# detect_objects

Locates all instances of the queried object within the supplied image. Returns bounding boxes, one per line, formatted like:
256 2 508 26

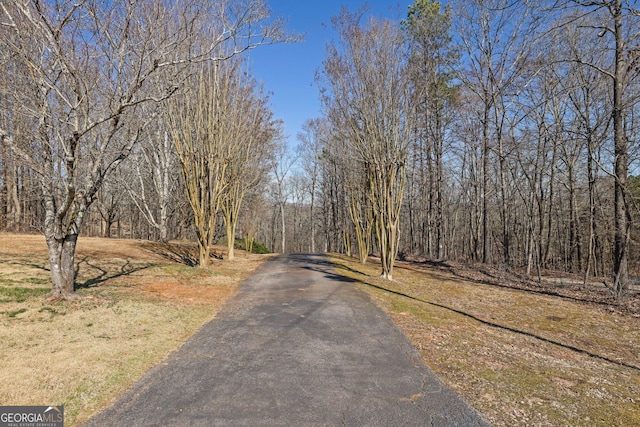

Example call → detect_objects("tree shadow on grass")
74 257 154 290
10 257 154 291
297 253 364 277
9 259 50 273
323 254 640 372
360 278 640 373
140 242 199 266
139 241 224 266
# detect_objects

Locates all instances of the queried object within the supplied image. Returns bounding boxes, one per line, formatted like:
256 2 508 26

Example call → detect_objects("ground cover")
4 232 637 426
328 254 640 427
0 233 269 426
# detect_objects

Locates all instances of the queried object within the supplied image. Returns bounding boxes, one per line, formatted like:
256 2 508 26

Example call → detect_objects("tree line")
0 0 292 299
286 0 640 300
1 0 639 301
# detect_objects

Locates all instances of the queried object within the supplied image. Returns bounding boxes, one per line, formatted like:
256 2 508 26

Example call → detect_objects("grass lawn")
328 253 640 427
3 232 637 426
0 233 270 426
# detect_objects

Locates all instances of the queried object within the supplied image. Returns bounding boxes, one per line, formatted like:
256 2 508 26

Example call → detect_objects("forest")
1 0 639 301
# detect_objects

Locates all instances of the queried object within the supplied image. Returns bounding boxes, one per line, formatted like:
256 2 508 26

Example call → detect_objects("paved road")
84 254 490 426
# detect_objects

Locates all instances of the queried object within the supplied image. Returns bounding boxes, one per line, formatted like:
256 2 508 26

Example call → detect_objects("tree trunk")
370 161 404 280
9 164 21 231
223 200 238 260
568 162 582 272
226 222 236 260
158 131 172 243
435 133 444 260
482 99 491 264
498 126 509 266
584 131 597 284
280 201 286 254
348 188 372 264
244 232 255 254
45 234 79 299
310 179 316 253
196 225 213 268
159 207 169 243
612 0 629 299
343 229 352 258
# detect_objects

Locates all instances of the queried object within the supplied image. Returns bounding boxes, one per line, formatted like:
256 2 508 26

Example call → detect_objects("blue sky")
248 1 408 149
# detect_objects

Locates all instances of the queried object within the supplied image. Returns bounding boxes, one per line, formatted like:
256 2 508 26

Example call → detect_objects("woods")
309 0 640 298
0 0 289 297
1 0 640 300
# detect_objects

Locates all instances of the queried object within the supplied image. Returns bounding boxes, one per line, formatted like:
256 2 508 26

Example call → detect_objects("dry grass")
4 232 637 426
0 233 270 426
328 254 640 427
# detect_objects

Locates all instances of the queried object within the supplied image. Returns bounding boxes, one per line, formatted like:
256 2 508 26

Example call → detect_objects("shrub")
234 238 270 254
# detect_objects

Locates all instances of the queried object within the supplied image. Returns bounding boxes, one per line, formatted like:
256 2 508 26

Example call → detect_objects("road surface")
84 253 490 426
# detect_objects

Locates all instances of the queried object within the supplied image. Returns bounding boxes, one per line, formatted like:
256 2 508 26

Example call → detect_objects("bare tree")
560 16 613 283
345 148 374 265
297 118 328 253
220 72 280 260
568 0 640 298
321 8 415 280
166 60 237 266
239 188 267 253
270 147 297 254
95 174 124 238
122 97 181 243
0 0 290 298
313 131 352 254
453 0 544 265
322 127 372 263
512 55 565 278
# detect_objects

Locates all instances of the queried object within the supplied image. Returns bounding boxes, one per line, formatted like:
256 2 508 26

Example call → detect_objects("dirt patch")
138 281 228 304
330 254 640 427
0 233 270 426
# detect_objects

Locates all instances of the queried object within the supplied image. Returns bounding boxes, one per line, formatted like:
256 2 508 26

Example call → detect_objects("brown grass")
0 233 270 426
328 254 640 427
4 233 637 426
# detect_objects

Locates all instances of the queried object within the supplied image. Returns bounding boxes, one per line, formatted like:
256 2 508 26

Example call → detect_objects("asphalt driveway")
84 253 490 426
